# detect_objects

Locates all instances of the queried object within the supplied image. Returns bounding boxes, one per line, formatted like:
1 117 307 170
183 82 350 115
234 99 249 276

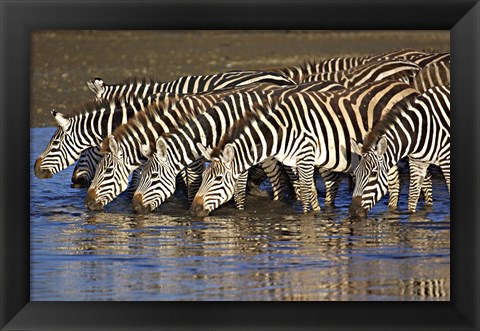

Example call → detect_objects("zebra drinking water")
83 83 286 210
190 80 419 216
34 92 188 182
131 80 346 214
349 85 450 217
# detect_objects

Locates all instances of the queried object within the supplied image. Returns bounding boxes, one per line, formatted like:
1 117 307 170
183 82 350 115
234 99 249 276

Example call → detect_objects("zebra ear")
155 137 168 161
222 144 235 164
196 143 213 160
350 138 363 156
140 143 152 158
375 136 387 156
87 77 105 98
51 110 70 129
108 135 120 156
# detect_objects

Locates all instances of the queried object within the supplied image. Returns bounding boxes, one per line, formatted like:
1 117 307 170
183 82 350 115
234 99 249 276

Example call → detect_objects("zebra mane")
68 99 113 118
360 93 418 153
100 95 190 153
211 100 276 158
267 58 323 82
105 76 163 86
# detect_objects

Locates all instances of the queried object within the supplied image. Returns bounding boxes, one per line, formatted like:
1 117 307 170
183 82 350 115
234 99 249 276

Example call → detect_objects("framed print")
1 0 479 330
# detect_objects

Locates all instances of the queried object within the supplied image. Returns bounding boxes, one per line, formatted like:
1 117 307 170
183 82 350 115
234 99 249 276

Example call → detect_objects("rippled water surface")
31 127 450 301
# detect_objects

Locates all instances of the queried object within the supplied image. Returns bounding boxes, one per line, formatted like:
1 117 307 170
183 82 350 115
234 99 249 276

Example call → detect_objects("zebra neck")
383 110 421 168
71 106 123 146
117 139 145 171
165 133 198 171
231 139 270 180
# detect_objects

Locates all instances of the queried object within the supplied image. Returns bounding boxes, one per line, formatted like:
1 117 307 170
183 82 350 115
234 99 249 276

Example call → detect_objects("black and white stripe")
34 92 188 183
270 48 430 83
303 59 420 87
349 85 450 217
191 80 420 215
413 61 450 93
83 84 284 210
75 71 293 179
131 80 346 213
88 71 296 101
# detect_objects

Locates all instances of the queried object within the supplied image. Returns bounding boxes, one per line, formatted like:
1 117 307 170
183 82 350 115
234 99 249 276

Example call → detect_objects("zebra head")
85 135 131 211
191 144 237 217
70 147 102 188
349 136 389 218
34 110 79 179
132 137 177 214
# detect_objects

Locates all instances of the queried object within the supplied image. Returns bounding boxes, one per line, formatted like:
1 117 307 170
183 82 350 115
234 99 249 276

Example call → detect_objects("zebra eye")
51 140 62 148
215 175 224 181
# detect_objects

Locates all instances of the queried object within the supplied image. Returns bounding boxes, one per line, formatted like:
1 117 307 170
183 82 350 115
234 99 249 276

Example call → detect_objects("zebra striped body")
413 61 450 93
84 84 286 210
131 81 346 213
303 59 420 87
71 71 295 185
88 71 295 102
191 80 419 215
349 85 450 217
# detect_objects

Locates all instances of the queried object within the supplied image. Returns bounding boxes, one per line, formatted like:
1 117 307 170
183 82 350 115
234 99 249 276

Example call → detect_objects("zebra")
401 60 450 203
349 85 450 218
190 80 420 216
131 80 347 214
302 59 420 87
269 49 430 83
83 83 287 211
69 71 295 185
413 61 450 93
34 92 189 181
87 71 296 102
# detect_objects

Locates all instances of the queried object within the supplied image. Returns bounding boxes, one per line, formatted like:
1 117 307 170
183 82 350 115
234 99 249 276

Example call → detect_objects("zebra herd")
34 48 450 218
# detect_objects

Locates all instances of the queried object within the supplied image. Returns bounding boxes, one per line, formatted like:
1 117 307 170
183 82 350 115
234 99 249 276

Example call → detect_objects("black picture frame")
1 0 479 330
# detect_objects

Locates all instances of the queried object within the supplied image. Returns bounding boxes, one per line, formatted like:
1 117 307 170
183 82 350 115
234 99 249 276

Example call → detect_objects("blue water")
31 127 450 301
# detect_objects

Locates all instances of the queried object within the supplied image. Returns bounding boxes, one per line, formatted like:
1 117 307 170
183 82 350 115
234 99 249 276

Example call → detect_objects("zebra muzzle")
132 193 151 214
71 172 91 188
85 188 104 211
34 157 53 179
191 196 209 217
349 196 367 219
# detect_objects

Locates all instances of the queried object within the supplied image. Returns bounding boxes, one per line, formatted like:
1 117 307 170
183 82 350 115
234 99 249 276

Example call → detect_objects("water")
31 127 450 301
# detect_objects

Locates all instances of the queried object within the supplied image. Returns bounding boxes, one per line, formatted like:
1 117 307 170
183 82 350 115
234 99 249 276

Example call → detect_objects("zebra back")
410 52 450 68
88 70 295 102
413 61 450 92
303 59 420 87
269 49 430 83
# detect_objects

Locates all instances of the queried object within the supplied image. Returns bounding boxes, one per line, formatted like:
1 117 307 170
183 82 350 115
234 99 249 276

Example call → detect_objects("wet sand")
30 30 449 127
